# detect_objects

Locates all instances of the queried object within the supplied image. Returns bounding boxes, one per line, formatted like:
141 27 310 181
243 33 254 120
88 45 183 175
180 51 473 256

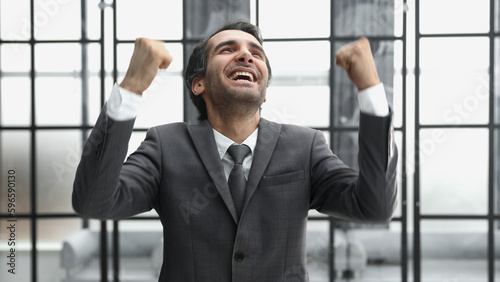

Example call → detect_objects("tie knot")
227 144 251 165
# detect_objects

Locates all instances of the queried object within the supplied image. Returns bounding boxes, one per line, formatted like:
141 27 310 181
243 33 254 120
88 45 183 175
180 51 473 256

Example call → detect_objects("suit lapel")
243 118 281 213
187 120 239 224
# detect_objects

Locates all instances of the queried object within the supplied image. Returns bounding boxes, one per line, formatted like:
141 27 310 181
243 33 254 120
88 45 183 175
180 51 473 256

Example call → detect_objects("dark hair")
184 20 272 121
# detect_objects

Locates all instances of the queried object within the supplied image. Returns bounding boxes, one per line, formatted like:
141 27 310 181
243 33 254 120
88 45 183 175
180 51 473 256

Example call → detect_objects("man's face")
195 30 269 117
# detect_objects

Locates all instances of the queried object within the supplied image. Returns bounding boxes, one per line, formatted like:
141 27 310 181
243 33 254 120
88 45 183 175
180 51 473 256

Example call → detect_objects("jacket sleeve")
72 105 161 219
309 111 398 223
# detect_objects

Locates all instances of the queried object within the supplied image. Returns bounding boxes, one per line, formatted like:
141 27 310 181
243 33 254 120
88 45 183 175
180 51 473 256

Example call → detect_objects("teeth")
229 71 254 82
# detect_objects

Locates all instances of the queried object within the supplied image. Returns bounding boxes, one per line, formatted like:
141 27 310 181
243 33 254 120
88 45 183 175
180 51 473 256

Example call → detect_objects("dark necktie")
227 144 251 218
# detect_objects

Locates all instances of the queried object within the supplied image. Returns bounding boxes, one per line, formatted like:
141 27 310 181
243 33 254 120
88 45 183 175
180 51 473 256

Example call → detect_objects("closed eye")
220 47 233 53
252 52 264 59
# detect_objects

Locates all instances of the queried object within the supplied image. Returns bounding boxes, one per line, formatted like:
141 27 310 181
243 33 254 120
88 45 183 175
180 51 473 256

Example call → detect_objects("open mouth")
228 71 255 82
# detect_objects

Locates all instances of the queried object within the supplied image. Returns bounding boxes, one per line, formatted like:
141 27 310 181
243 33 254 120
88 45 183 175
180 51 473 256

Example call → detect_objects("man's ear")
191 77 205 96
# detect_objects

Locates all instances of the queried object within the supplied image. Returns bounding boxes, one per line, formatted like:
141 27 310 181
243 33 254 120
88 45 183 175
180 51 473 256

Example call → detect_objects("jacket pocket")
261 170 305 187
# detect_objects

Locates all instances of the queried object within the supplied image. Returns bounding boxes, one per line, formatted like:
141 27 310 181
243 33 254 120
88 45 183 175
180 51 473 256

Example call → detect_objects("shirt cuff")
357 83 390 116
106 83 143 121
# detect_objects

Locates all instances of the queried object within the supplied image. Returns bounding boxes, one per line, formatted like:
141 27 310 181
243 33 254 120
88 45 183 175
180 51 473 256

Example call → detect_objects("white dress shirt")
213 128 258 181
106 82 390 180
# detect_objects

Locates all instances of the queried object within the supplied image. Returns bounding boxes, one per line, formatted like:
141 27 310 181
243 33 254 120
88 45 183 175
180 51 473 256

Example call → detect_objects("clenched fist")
120 38 173 95
335 37 380 91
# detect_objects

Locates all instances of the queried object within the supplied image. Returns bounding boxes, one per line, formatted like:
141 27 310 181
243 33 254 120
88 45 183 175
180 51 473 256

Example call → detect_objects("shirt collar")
213 127 259 160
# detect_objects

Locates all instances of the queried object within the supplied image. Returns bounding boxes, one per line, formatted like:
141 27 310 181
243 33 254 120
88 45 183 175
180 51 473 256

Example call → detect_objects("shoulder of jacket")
260 118 317 139
153 122 190 132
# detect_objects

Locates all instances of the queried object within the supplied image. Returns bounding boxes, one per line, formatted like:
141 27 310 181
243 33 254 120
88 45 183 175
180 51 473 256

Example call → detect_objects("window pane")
260 41 330 127
116 0 183 40
334 40 395 127
420 73 490 125
86 76 103 126
35 77 82 125
262 86 330 128
259 0 330 39
117 43 134 73
334 0 398 37
496 38 500 124
420 37 489 73
36 130 82 213
264 41 330 74
0 219 32 243
86 0 102 40
87 43 102 74
34 45 83 126
497 0 500 32
1 131 31 213
333 131 359 169
496 221 500 275
184 0 251 39
35 43 82 73
306 220 330 280
117 43 184 128
61 220 162 281
420 129 488 215
132 76 185 128
116 220 162 280
394 131 403 219
420 37 489 125
308 221 404 280
127 131 147 159
1 44 31 72
33 0 81 40
1 78 31 126
393 40 404 128
332 64 357 128
38 219 82 244
117 43 184 73
420 0 490 34
421 220 488 281
496 129 500 215
349 222 403 280
38 219 82 282
0 0 30 41
85 43 104 126
0 219 31 282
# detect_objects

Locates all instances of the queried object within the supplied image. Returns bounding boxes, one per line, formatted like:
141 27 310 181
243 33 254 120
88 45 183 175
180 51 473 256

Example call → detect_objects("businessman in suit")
73 21 397 281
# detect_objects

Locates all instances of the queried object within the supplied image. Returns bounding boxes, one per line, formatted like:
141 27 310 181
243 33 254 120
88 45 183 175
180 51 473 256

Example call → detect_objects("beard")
204 73 267 118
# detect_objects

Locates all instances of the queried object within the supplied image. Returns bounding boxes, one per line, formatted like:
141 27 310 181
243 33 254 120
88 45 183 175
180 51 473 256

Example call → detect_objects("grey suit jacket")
73 106 398 282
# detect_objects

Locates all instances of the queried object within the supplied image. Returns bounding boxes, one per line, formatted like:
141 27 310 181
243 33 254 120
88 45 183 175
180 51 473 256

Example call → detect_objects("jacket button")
234 251 245 262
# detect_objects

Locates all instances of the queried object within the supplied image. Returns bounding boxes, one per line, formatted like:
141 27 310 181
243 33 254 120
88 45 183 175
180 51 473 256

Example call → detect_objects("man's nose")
236 49 253 64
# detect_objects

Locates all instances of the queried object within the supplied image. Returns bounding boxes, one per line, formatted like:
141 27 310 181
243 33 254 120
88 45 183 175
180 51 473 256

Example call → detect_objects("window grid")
413 0 500 281
112 1 407 282
5 0 500 281
0 1 407 281
0 0 408 281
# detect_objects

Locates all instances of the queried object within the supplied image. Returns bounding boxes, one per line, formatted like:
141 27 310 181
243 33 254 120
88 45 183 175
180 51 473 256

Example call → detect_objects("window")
414 0 500 281
1 1 498 282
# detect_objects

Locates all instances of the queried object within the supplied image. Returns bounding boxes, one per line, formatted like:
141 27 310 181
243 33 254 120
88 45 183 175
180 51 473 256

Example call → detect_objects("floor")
308 260 500 282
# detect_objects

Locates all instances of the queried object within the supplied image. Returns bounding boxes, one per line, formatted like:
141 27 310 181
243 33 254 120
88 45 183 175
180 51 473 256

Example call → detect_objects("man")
73 21 397 281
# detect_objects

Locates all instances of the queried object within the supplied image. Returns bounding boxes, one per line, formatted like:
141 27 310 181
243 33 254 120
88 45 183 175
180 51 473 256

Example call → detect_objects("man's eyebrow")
213 40 236 53
212 40 266 55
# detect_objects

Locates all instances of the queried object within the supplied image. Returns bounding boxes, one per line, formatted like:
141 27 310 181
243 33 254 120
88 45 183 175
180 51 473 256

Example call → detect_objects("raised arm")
72 38 173 219
310 37 397 222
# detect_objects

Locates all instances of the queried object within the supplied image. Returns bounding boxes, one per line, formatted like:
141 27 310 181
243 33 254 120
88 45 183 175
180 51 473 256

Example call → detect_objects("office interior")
0 0 500 281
